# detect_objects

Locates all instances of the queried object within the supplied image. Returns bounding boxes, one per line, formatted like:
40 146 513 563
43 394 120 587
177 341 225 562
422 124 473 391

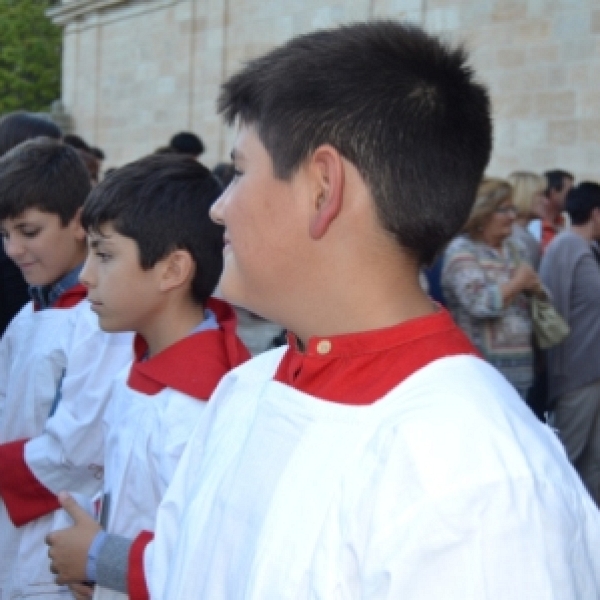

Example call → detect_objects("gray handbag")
529 295 570 349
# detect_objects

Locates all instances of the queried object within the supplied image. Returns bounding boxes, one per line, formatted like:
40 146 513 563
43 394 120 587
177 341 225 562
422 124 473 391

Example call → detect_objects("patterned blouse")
442 235 533 397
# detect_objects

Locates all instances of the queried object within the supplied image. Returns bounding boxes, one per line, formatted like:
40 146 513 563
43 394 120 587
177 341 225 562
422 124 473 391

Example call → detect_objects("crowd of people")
431 169 600 507
0 19 599 600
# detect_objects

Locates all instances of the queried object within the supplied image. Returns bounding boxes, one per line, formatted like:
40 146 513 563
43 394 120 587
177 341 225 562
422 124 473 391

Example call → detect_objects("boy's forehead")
1 207 53 227
87 222 118 241
231 124 263 160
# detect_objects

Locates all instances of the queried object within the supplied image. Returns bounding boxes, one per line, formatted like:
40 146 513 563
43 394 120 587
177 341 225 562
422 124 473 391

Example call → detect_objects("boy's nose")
78 257 95 289
209 194 225 225
3 236 25 260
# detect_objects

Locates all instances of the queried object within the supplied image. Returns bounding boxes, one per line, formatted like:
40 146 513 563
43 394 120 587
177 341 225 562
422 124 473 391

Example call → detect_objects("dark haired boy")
0 139 133 599
51 154 249 599
0 112 63 334
49 22 600 598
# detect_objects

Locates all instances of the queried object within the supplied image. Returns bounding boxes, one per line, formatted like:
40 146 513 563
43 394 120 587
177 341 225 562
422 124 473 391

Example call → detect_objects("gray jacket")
540 231 600 401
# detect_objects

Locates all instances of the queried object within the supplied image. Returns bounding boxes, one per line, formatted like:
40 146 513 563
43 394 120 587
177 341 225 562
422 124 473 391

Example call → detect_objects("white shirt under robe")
0 296 133 599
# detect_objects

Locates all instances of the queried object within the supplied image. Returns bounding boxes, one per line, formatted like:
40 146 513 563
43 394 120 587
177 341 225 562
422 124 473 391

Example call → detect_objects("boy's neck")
30 263 84 310
289 271 435 349
140 297 207 358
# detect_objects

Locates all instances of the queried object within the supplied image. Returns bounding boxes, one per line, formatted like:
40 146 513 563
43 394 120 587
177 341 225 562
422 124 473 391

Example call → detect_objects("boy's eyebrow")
10 219 38 229
89 236 113 249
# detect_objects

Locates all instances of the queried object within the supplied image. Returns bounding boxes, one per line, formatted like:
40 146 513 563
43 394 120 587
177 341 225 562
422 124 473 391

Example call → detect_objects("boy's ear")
308 145 344 240
70 207 87 242
159 249 195 293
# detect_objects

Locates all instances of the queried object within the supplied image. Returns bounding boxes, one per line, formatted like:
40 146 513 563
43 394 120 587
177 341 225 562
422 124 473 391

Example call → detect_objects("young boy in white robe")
52 154 249 600
48 21 600 599
0 139 133 599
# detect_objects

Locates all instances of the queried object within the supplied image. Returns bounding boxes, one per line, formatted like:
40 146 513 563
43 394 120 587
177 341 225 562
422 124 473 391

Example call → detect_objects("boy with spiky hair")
0 139 133 599
49 21 600 598
50 154 249 600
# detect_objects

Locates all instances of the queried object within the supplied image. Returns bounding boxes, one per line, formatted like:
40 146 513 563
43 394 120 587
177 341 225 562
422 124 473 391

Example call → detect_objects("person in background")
169 131 204 158
508 171 547 270
90 147 105 163
442 178 545 398
63 134 91 152
0 112 63 336
540 182 600 507
508 171 551 421
538 169 574 251
212 162 236 189
76 149 99 186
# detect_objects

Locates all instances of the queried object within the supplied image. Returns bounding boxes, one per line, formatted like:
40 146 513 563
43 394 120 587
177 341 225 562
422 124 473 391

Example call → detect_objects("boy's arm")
47 493 151 600
0 438 61 523
0 315 132 526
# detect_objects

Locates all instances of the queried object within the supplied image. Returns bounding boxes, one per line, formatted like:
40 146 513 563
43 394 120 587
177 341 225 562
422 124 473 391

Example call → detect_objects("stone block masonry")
48 0 600 181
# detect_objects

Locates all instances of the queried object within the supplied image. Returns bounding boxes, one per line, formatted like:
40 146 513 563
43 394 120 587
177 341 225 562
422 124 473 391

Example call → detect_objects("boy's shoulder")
125 299 252 402
2 295 87 346
220 344 287 385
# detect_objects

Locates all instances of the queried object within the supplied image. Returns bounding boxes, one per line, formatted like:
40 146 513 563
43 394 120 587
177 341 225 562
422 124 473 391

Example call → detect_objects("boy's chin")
23 275 55 288
95 316 121 333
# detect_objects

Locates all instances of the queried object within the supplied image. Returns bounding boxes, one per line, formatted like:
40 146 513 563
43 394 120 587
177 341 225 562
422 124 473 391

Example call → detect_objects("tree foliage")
0 0 61 114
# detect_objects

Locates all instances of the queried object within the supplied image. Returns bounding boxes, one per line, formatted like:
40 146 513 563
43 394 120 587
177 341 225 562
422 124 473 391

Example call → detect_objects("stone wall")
49 0 600 181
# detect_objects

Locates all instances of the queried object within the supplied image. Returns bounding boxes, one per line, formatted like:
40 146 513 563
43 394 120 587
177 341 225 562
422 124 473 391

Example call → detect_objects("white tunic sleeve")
24 302 133 497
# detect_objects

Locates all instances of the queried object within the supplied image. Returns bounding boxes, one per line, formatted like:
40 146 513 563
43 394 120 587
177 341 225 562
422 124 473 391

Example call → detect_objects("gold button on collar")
316 340 332 355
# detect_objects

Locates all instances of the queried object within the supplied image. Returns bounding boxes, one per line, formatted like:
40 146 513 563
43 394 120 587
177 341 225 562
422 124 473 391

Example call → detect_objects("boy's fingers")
69 582 94 599
58 492 93 525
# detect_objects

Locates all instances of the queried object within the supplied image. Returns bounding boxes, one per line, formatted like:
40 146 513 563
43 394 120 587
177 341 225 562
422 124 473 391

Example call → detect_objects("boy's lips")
17 261 36 270
88 299 103 309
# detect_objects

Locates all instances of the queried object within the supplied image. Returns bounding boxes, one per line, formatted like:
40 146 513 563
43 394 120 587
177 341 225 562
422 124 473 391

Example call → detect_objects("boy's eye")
233 168 243 178
22 229 40 238
95 252 111 262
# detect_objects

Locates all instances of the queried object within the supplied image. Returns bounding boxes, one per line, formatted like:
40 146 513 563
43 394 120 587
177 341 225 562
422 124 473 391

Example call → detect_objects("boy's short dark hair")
544 169 574 194
169 132 205 157
218 21 492 264
565 182 600 226
82 154 223 304
0 138 91 225
0 111 62 157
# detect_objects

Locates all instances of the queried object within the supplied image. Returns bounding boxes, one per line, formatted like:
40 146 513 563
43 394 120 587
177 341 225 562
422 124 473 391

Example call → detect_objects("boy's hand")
69 582 95 599
45 492 101 584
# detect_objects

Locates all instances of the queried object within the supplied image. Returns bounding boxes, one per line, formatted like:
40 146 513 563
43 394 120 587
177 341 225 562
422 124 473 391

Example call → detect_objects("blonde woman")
442 178 545 397
508 171 547 269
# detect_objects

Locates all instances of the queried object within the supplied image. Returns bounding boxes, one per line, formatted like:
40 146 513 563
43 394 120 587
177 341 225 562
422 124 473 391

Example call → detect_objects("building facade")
49 0 600 180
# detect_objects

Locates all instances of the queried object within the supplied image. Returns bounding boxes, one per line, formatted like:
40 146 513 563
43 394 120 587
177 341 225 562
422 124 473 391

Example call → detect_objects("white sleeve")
25 304 133 496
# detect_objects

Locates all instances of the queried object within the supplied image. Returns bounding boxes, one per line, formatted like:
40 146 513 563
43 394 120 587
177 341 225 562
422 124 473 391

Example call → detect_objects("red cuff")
128 531 154 600
0 439 60 526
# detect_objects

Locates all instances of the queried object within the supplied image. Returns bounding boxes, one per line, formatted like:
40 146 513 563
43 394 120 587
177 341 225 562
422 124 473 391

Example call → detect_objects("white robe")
145 348 600 599
0 300 133 599
94 369 208 600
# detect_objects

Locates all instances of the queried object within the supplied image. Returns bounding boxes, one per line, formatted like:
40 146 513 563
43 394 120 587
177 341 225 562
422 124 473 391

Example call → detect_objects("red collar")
274 308 478 405
33 283 87 311
127 298 250 397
